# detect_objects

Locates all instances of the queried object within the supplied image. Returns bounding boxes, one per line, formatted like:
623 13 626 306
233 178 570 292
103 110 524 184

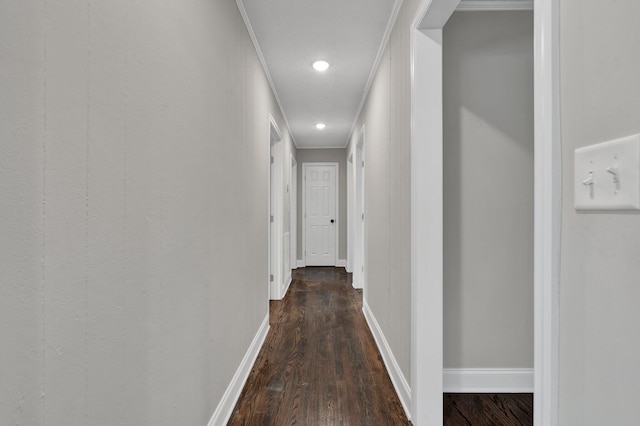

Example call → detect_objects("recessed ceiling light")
312 60 330 72
315 123 327 130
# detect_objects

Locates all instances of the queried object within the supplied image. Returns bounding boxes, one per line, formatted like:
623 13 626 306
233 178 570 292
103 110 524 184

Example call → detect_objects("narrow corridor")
228 267 410 425
227 267 534 425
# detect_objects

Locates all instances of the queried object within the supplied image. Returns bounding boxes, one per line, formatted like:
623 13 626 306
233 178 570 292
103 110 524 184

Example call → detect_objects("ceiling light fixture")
312 60 330 72
315 123 327 130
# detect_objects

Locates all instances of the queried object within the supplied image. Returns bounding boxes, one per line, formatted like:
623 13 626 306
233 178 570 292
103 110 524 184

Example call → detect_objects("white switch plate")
574 134 640 211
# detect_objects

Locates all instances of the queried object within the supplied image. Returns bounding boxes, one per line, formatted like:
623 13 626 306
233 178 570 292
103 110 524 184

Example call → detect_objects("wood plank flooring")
444 393 533 426
228 267 533 426
228 267 410 425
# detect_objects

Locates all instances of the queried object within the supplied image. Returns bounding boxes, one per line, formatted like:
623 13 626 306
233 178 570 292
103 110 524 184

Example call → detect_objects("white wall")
442 11 534 369
559 0 640 423
346 0 422 386
296 148 348 262
0 1 293 424
0 3 44 425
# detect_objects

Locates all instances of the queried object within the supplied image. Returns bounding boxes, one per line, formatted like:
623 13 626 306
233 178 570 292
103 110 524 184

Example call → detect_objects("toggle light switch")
574 134 640 211
582 171 595 199
606 165 621 194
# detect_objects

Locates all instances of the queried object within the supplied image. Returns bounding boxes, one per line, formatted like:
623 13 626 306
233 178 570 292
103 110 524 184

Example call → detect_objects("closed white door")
305 164 337 266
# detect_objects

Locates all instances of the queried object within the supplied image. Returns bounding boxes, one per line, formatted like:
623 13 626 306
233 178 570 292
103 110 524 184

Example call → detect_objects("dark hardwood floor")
444 393 533 426
228 267 533 426
228 267 410 425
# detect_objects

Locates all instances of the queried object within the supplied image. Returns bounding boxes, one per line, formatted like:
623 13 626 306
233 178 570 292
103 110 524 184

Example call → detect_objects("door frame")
290 155 298 274
269 115 284 300
347 127 366 289
301 162 339 267
409 0 560 424
354 128 366 290
347 153 354 273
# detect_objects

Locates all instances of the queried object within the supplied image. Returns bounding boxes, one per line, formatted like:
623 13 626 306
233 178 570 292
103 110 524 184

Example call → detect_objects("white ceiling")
240 0 399 149
238 0 533 149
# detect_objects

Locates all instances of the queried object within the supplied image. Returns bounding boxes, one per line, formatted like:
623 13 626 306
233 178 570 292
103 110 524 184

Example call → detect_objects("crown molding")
236 1 298 148
345 0 404 148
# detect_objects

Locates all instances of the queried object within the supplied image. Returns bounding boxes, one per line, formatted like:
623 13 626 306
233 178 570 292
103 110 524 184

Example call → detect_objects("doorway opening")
442 4 534 397
410 0 560 424
347 127 366 290
347 153 354 274
353 129 366 291
269 115 284 300
290 156 298 274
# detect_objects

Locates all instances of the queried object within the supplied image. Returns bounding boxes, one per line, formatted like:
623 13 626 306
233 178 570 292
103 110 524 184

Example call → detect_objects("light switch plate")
574 134 640 211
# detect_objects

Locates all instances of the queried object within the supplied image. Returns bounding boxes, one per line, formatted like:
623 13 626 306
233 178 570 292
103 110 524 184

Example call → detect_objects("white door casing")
354 130 365 291
303 163 338 266
290 156 298 272
347 128 366 290
347 154 354 274
269 115 284 300
410 0 560 425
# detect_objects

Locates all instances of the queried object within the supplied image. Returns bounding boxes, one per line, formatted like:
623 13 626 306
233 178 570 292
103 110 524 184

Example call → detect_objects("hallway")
228 268 534 425
228 267 410 425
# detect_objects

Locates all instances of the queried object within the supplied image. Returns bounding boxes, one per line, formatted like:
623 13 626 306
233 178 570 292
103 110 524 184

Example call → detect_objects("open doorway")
347 153 354 274
354 130 365 290
269 115 284 300
410 0 560 424
442 4 534 396
346 126 366 290
290 155 297 275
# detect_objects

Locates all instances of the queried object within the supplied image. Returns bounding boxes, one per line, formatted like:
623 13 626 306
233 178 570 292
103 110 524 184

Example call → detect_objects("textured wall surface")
296 148 347 261
559 0 640 423
346 0 422 385
443 11 534 369
0 2 44 425
0 1 292 424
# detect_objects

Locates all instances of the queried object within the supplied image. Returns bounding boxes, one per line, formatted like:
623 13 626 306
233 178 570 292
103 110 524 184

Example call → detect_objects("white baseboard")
207 314 269 426
282 274 292 298
295 260 348 268
270 275 292 301
352 277 363 290
443 368 534 393
362 300 412 420
351 272 363 290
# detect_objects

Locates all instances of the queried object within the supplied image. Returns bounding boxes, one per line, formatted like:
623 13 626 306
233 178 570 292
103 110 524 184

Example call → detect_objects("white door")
305 164 337 266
